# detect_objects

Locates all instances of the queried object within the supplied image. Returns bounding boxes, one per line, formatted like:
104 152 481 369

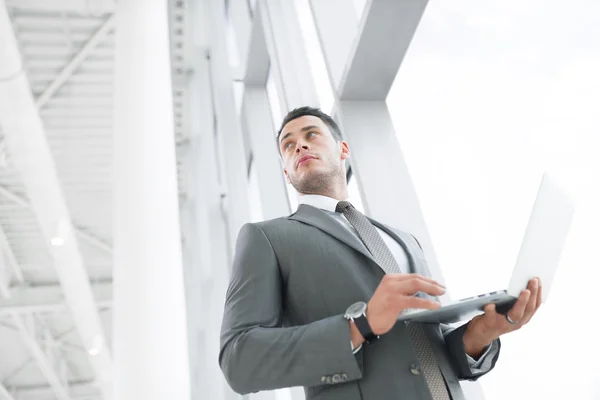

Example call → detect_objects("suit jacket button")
341 373 348 382
321 376 327 383
326 376 332 384
332 374 341 383
410 364 421 375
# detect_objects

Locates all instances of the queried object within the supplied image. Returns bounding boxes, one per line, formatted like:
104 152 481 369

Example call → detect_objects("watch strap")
353 314 379 344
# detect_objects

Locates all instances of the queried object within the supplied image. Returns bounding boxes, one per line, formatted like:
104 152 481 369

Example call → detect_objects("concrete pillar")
113 1 191 399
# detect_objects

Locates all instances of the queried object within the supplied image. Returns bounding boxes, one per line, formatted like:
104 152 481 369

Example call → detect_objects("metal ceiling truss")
0 185 112 255
0 219 73 399
0 4 112 400
36 14 116 110
0 281 112 316
0 383 16 400
10 312 73 400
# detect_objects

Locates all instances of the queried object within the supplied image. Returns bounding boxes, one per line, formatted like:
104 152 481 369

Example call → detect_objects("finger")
535 278 543 310
403 296 441 310
507 290 531 324
388 273 446 288
521 281 539 324
396 277 446 297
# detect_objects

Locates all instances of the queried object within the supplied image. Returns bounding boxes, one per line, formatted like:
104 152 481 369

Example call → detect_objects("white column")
202 0 251 258
113 1 190 400
241 87 290 219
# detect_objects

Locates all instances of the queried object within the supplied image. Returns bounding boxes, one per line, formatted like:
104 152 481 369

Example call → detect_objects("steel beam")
10 313 72 400
0 185 112 255
0 222 25 285
203 0 251 258
0 282 112 315
242 8 269 86
338 0 428 100
0 383 16 400
241 87 289 219
36 14 116 109
4 0 115 13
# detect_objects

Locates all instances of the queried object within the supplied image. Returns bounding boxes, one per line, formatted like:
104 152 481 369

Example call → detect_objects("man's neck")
300 187 348 201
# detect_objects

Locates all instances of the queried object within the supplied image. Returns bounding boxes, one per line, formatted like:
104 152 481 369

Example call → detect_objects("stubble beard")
289 162 344 196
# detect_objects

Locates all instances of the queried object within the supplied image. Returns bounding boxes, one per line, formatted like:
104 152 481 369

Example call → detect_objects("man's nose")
296 143 309 153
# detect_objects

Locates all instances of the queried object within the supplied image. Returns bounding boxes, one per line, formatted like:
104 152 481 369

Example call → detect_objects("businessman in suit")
219 106 543 400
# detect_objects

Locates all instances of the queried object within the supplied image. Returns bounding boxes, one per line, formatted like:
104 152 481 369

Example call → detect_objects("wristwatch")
344 301 379 344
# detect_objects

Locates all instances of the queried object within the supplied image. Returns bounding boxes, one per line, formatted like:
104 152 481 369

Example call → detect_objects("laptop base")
397 291 517 324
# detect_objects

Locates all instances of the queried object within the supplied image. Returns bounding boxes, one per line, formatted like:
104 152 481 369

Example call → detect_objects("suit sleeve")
409 233 501 380
219 223 364 394
442 324 500 380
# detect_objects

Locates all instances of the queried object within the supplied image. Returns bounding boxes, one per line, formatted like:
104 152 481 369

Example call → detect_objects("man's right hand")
351 274 445 347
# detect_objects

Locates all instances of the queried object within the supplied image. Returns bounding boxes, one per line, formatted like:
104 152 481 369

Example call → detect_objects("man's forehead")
281 115 327 137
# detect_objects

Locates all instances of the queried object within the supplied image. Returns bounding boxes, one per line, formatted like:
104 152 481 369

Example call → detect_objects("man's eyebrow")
279 125 320 145
301 125 319 132
280 131 293 144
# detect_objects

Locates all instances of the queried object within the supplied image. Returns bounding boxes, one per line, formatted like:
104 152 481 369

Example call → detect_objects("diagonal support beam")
0 5 112 400
0 185 112 255
0 221 25 285
338 0 429 100
36 13 116 109
0 383 16 400
0 282 112 315
10 313 72 400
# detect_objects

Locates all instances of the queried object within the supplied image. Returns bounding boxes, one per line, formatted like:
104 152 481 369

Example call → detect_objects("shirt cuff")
351 340 362 354
466 339 499 373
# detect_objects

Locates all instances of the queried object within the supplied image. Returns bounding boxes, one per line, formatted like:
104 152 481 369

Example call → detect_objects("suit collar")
289 204 376 263
289 204 417 273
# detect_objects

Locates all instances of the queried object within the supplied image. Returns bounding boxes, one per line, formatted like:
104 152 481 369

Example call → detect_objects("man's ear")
340 141 350 160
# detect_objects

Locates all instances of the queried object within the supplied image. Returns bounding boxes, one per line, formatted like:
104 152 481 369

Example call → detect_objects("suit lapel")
289 204 377 264
369 219 418 274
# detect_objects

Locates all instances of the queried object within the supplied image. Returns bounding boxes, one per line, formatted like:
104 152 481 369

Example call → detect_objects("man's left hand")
463 278 542 358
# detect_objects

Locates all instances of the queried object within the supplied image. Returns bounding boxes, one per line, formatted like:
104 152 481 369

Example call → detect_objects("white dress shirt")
298 194 496 372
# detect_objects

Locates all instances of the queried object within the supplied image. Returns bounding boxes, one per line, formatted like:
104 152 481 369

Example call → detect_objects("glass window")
387 1 600 399
225 16 240 70
347 171 365 213
232 81 244 117
293 0 334 112
266 68 283 131
352 0 367 20
247 158 264 223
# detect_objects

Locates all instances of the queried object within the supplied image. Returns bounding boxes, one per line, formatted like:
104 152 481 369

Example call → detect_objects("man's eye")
284 142 293 150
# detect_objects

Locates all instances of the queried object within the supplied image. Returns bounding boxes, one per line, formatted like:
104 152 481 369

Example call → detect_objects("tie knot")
335 200 354 213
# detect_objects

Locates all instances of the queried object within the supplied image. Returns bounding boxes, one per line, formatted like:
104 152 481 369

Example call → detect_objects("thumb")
482 303 497 324
484 303 496 314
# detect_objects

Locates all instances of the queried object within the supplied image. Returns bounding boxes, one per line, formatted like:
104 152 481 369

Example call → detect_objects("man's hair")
277 106 343 144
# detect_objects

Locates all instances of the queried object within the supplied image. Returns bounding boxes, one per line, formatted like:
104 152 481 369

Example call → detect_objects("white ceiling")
0 0 189 399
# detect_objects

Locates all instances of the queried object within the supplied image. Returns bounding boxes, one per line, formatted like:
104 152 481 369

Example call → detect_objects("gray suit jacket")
219 204 500 400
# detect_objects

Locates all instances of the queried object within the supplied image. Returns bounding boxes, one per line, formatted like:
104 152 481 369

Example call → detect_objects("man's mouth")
297 155 316 168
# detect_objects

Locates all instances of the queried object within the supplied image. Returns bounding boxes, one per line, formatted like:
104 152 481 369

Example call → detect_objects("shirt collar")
298 194 351 213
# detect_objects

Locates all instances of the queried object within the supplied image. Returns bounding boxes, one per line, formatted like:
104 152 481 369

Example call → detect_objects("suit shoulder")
253 214 296 232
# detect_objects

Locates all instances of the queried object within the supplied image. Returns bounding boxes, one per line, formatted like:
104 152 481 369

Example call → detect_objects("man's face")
279 115 350 195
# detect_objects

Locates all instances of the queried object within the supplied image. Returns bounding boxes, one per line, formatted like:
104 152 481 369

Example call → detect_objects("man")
219 107 542 400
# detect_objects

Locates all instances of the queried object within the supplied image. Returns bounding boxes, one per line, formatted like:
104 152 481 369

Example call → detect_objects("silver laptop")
398 172 575 324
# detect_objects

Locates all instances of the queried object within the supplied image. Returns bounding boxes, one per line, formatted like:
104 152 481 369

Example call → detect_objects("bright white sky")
264 1 600 399
388 1 600 399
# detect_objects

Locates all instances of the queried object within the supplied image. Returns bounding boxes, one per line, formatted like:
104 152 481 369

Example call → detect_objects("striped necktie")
336 201 451 400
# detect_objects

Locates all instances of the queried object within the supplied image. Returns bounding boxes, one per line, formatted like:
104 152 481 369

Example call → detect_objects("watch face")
346 301 367 318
